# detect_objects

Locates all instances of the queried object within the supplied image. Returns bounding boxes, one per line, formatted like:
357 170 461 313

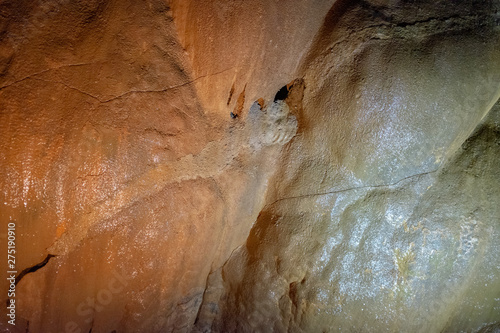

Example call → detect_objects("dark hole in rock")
274 84 289 101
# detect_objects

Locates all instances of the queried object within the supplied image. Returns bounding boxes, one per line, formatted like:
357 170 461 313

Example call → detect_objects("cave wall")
0 0 499 332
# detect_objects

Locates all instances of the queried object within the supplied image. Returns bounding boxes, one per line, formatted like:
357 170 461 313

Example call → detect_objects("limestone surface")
0 0 499 332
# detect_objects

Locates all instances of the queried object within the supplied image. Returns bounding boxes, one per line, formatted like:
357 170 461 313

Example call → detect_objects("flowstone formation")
248 100 298 148
1 0 500 332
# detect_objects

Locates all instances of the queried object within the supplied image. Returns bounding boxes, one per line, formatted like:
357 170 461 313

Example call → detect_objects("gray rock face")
248 100 298 147
214 102 500 332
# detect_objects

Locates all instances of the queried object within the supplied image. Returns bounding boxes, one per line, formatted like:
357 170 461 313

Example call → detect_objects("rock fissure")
268 168 440 207
12 254 57 288
97 67 236 103
326 14 493 56
0 62 101 92
2 66 235 104
193 270 212 327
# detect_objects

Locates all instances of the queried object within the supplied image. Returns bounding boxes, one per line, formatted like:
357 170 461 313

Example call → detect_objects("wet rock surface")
0 0 499 332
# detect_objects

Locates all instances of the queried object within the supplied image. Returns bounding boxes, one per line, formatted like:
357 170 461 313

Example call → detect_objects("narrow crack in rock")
268 168 440 207
14 254 57 286
5 254 57 308
17 67 234 104
0 62 100 92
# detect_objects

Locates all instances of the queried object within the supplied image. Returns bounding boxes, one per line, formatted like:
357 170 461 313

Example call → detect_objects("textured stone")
0 0 499 332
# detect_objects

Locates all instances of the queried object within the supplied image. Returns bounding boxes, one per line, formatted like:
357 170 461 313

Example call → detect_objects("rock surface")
0 0 499 332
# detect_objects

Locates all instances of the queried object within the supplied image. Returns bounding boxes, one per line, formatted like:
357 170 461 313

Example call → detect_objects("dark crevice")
392 14 462 28
359 0 492 28
15 254 57 285
193 271 210 327
144 127 178 137
227 82 235 105
274 84 289 101
231 85 246 117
